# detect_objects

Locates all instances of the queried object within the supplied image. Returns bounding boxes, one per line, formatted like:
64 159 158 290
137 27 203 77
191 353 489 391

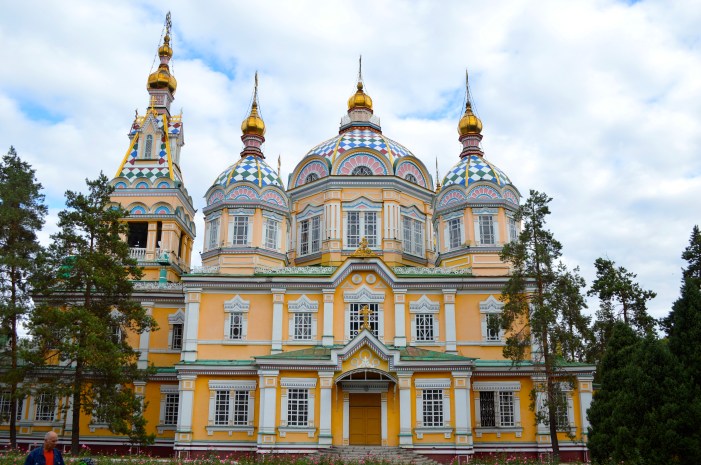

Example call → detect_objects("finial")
458 68 483 137
135 108 139 119
240 72 266 138
147 12 177 95
358 55 363 84
254 71 259 104
348 56 373 111
277 155 281 176
435 157 442 192
165 11 172 36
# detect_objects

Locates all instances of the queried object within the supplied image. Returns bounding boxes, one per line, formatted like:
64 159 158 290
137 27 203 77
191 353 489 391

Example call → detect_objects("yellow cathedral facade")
2 19 594 462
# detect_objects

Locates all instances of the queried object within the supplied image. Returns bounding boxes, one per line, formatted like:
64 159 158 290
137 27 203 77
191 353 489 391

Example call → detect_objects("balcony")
129 247 147 260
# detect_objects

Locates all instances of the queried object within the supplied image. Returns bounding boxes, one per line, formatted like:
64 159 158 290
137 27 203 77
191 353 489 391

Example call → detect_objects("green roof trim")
177 359 256 366
256 347 338 360
396 346 475 361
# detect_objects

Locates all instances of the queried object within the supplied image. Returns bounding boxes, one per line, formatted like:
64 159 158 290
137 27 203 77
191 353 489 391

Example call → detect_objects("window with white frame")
144 134 153 159
162 392 179 426
299 215 321 256
264 217 280 250
280 378 316 430
168 310 185 351
171 323 183 350
402 216 424 256
0 392 23 422
224 296 250 342
229 215 250 246
34 393 56 422
480 296 505 343
473 208 499 246
288 295 319 342
508 216 518 242
347 211 377 248
294 313 313 340
349 303 378 338
540 390 571 431
207 380 256 431
415 379 450 430
478 215 496 245
206 217 220 250
448 217 462 249
410 296 440 344
473 382 521 431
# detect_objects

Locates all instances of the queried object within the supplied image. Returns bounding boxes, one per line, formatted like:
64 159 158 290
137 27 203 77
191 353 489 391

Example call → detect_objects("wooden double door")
349 393 381 445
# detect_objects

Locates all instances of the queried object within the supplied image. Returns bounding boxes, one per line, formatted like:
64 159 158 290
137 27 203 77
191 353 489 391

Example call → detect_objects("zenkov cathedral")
3 18 594 462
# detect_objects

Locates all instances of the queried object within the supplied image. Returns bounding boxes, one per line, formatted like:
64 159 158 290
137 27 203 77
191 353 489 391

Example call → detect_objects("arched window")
351 166 373 176
305 173 319 184
405 173 417 184
144 135 153 159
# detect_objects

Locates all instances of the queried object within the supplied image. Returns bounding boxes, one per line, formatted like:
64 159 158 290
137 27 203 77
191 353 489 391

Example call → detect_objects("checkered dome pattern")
304 129 414 162
213 155 283 189
442 155 512 188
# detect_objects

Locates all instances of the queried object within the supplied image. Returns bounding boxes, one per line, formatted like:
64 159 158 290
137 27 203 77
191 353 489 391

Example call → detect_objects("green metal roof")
396 346 475 361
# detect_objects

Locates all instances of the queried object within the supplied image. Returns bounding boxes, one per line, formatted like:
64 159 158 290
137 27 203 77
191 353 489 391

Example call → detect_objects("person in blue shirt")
24 431 65 465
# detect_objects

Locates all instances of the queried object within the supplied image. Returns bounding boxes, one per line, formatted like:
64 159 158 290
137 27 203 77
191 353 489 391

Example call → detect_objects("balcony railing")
129 247 146 260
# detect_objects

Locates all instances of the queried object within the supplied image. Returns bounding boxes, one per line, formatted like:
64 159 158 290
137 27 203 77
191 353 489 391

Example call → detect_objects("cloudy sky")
1 0 700 321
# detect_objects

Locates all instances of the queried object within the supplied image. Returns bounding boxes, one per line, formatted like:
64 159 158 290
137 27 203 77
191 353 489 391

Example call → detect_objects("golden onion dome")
241 101 266 137
348 81 373 111
147 34 177 94
158 34 173 58
458 101 482 136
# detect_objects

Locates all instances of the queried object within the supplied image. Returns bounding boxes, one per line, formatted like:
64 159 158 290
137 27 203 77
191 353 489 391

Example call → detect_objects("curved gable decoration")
409 295 440 314
226 186 258 202
479 295 504 313
207 190 225 205
261 189 288 207
294 160 330 188
336 152 388 176
503 189 519 205
438 188 468 208
154 205 171 214
167 309 185 325
288 295 320 313
224 295 251 313
344 285 386 303
467 185 502 201
130 205 147 215
395 160 427 188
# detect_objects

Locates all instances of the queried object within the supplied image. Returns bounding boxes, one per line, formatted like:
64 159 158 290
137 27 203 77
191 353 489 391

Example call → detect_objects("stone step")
318 446 442 465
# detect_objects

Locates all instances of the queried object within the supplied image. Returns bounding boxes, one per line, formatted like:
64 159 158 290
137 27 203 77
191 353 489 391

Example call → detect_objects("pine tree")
30 174 156 453
587 257 657 364
0 146 47 448
499 190 590 461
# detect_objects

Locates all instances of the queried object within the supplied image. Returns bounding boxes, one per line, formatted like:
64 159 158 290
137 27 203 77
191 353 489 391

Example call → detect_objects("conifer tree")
499 190 590 461
0 146 47 448
30 174 156 453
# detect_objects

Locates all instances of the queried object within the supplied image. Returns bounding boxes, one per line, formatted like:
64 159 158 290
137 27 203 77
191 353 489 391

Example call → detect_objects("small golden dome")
241 101 266 137
158 34 173 58
348 81 373 111
147 33 177 94
458 101 482 136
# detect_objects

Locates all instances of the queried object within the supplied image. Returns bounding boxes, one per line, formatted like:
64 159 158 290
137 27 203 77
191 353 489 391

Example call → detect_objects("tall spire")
147 12 177 113
435 157 442 192
240 72 266 157
347 55 373 112
458 69 484 157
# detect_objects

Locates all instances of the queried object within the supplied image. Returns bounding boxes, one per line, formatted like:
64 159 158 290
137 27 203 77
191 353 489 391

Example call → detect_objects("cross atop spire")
358 55 363 84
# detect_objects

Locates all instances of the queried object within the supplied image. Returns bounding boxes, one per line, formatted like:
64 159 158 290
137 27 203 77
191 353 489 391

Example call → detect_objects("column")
443 289 457 353
322 289 335 347
257 370 279 448
394 289 407 347
271 288 286 353
342 393 350 446
578 375 594 441
176 374 197 444
453 371 473 447
381 392 388 446
398 372 413 446
318 371 334 446
182 288 201 363
138 302 154 369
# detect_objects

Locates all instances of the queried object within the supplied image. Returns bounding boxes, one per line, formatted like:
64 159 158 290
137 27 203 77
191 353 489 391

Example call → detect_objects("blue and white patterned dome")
212 155 284 189
442 155 512 188
304 128 414 165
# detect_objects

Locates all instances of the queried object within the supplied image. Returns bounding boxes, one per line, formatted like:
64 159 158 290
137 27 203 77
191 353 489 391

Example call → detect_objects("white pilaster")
322 289 335 347
453 371 473 447
318 371 334 446
257 370 279 447
176 374 197 444
443 289 457 353
398 372 413 446
381 392 388 446
394 289 407 347
182 288 201 362
271 288 286 353
342 393 350 446
138 302 154 369
578 375 594 440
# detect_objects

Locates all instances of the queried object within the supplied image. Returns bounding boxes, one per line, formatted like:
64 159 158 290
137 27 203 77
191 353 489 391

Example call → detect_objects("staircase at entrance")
318 446 443 465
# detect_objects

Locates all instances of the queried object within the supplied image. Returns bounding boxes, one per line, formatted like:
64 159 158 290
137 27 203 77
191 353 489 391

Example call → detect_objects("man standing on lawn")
24 431 66 465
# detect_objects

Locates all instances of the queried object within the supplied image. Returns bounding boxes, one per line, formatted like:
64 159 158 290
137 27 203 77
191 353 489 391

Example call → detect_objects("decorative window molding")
343 198 382 249
298 206 323 256
344 286 385 341
206 380 256 435
409 296 440 344
263 211 283 251
287 296 319 342
473 381 522 436
224 296 250 341
0 391 24 423
472 208 499 247
479 296 505 343
415 382 451 436
158 385 179 432
280 382 316 436
168 310 185 351
445 217 464 250
415 379 451 389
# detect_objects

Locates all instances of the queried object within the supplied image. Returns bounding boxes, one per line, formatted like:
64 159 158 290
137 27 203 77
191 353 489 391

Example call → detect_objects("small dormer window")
144 135 153 159
405 173 417 184
351 166 372 176
305 173 319 183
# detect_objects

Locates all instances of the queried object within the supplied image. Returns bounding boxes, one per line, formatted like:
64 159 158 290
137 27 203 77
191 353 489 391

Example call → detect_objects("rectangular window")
311 216 321 253
231 216 249 245
232 390 249 426
422 389 443 427
0 393 20 421
508 217 518 242
286 389 308 427
265 219 279 250
299 216 321 256
207 218 220 250
294 313 313 340
163 393 179 426
347 211 377 248
485 314 501 341
402 217 424 256
349 303 379 338
480 391 515 428
415 314 434 342
300 219 309 255
364 212 377 247
448 218 462 249
347 211 360 248
479 215 495 245
214 390 229 425
229 313 243 340
172 323 183 350
554 392 569 429
34 393 56 422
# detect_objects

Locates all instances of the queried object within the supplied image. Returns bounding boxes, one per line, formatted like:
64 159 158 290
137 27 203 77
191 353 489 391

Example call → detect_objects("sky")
1 0 700 322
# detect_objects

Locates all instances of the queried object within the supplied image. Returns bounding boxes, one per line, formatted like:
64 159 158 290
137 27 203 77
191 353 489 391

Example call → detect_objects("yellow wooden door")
349 393 381 445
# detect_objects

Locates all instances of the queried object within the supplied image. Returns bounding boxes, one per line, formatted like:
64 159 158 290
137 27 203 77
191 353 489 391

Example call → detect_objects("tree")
30 174 156 453
665 225 701 387
587 257 657 364
499 190 591 461
0 146 47 448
